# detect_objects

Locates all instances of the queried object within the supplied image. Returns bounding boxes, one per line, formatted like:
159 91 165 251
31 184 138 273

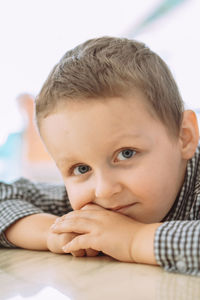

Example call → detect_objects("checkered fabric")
0 180 72 247
0 146 200 275
154 145 200 275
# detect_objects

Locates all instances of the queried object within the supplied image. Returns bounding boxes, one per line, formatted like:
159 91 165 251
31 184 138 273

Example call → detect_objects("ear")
179 110 199 160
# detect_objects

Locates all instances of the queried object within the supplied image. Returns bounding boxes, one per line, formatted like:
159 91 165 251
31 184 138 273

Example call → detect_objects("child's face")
40 93 187 223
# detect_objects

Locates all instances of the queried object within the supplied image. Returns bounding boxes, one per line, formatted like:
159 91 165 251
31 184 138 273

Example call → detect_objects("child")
0 37 200 275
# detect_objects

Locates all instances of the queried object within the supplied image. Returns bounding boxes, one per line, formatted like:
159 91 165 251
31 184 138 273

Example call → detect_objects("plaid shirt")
0 145 200 275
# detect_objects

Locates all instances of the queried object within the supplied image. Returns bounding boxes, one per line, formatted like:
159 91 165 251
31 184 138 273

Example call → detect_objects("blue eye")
117 149 135 161
71 149 135 176
73 165 90 175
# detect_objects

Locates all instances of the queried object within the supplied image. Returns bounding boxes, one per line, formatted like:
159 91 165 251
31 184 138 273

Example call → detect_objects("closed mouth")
111 203 136 211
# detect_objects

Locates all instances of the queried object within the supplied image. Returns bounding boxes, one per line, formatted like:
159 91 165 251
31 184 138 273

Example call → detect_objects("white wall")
0 0 199 145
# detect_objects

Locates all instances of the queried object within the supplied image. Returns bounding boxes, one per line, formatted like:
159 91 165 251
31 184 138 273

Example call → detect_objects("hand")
46 204 103 257
47 225 99 257
46 226 84 256
51 204 148 262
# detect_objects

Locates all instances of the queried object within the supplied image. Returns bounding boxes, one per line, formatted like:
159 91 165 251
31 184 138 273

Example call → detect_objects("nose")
94 170 122 199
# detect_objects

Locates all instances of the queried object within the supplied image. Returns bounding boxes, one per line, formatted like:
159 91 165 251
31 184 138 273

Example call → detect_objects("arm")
51 205 161 263
154 192 200 275
154 220 200 275
0 178 97 256
52 204 200 275
0 178 72 248
5 213 57 250
126 219 200 275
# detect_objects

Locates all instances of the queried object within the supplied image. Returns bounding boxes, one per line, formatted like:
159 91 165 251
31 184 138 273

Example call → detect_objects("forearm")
5 213 58 250
133 220 200 276
0 178 71 249
154 220 200 275
131 223 161 265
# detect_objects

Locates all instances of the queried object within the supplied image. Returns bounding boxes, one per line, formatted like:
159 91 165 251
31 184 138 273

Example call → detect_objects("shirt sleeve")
0 177 72 248
154 220 200 276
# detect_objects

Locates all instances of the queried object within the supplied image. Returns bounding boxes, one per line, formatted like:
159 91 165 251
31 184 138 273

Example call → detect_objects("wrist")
5 213 58 250
131 223 161 265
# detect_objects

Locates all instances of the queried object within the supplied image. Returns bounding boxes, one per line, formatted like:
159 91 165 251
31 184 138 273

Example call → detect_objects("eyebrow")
57 133 143 168
57 158 78 168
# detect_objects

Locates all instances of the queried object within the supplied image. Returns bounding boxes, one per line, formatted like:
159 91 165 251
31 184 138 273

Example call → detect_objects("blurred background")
0 0 199 183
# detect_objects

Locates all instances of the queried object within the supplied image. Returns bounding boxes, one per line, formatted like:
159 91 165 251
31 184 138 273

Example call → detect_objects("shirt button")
176 260 187 272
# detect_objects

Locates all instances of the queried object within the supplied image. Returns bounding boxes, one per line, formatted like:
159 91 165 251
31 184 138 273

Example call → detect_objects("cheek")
129 153 181 211
64 182 92 210
123 162 159 194
124 159 173 200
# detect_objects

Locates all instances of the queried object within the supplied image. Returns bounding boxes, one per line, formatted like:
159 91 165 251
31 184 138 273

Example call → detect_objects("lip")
111 203 136 211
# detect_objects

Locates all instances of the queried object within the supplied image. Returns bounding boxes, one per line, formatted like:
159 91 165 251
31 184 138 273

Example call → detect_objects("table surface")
0 249 200 300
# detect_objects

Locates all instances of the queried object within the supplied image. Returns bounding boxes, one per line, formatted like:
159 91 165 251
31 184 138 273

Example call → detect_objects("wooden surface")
0 249 200 300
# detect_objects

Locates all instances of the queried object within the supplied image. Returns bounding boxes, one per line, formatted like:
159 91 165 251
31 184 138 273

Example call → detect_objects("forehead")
40 94 170 161
41 93 156 135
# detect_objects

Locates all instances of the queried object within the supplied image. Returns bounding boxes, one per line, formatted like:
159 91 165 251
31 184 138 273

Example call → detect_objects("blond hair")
36 36 184 137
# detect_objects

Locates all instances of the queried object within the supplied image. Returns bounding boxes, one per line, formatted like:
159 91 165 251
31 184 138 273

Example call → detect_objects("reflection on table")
0 249 200 300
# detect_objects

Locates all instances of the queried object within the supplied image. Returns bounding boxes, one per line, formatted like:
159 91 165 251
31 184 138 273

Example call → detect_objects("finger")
52 211 80 224
62 234 99 253
59 231 76 241
58 209 107 222
51 211 87 226
85 248 99 257
71 249 86 257
52 217 95 234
